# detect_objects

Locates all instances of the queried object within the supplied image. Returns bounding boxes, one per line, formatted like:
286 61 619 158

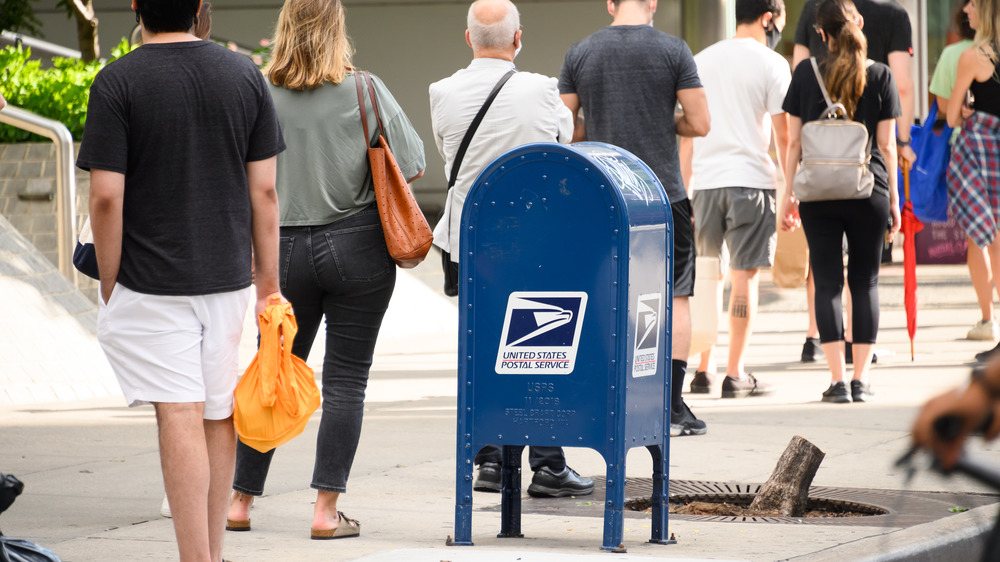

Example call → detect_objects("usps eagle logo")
632 293 661 378
495 292 588 374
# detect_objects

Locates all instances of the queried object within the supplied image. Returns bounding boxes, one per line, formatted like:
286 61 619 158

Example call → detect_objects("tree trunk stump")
747 435 825 517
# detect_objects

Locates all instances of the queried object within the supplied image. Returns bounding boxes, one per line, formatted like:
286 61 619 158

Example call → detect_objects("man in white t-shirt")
681 0 790 401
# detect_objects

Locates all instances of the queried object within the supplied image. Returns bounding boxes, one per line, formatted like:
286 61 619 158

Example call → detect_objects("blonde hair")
816 0 867 119
973 0 1000 64
266 0 354 90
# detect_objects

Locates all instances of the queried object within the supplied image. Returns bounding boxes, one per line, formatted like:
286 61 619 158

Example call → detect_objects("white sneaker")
967 320 999 341
160 496 171 518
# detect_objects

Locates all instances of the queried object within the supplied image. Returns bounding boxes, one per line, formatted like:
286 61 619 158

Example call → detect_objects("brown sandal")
310 511 360 540
225 518 251 531
226 492 253 531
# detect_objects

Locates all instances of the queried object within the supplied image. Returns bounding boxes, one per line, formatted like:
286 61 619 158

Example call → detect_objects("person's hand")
254 291 288 327
911 362 1000 470
898 144 917 170
780 197 801 232
911 386 994 469
961 105 975 120
889 204 902 239
100 281 116 305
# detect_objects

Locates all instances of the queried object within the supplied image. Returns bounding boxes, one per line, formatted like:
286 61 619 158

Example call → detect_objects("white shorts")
97 284 252 419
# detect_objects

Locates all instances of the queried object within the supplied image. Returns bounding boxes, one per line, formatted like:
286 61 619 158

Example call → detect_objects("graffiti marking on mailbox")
495 292 588 375
588 151 657 204
632 293 661 378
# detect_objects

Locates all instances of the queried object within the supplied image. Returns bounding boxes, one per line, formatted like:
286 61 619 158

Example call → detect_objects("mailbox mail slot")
451 142 676 551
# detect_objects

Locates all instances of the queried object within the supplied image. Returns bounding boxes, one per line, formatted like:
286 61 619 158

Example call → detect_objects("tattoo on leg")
732 296 749 319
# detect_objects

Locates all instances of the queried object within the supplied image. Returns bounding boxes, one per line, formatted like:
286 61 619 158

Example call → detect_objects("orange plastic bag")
233 297 321 453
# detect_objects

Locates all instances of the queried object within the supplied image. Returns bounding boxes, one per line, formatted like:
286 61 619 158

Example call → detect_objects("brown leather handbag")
356 71 432 268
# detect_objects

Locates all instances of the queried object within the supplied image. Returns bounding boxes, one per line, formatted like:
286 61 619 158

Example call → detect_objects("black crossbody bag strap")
447 69 516 188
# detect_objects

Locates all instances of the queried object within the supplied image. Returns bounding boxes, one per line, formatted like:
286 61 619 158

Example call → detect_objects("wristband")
896 138 911 147
971 367 1000 399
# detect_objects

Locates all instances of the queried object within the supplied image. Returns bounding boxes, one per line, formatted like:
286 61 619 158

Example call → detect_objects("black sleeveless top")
970 58 1000 118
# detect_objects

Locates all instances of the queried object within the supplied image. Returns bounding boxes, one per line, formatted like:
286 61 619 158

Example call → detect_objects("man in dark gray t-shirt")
559 0 712 437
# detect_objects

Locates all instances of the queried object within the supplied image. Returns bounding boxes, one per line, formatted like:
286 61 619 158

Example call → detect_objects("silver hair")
467 0 520 50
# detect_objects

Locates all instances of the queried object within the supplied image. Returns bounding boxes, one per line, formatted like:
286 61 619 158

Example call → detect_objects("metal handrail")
0 105 78 285
1 30 85 60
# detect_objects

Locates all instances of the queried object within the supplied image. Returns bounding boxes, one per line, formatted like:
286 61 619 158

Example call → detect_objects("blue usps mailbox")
450 142 675 552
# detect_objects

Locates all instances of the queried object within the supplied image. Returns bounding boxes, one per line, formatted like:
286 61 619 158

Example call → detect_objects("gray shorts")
692 187 777 271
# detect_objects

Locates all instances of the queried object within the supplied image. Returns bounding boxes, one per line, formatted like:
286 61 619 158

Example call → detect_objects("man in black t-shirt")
793 0 916 166
559 0 720 437
76 0 285 558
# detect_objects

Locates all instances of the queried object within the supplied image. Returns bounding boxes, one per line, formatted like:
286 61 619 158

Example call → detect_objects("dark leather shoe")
473 462 501 493
527 466 594 498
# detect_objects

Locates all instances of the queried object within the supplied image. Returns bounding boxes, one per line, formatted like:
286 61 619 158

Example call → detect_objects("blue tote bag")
899 101 952 223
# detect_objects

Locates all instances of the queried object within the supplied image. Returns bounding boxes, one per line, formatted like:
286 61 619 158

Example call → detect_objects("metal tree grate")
480 478 1000 528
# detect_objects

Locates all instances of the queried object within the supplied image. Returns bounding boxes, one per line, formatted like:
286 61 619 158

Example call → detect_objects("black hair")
735 0 784 25
136 0 201 33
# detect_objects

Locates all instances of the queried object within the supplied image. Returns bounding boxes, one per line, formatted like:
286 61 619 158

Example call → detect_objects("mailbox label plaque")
495 292 588 375
632 292 662 378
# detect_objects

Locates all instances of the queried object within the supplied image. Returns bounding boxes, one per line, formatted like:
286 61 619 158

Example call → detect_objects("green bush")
0 38 134 143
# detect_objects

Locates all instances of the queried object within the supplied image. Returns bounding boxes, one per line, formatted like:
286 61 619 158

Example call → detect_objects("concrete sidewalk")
1 252 999 561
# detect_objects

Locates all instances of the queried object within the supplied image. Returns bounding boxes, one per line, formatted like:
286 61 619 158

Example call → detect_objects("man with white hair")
429 0 593 498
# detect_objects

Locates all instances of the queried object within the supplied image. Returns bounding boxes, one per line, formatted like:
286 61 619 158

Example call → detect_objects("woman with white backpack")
780 0 901 403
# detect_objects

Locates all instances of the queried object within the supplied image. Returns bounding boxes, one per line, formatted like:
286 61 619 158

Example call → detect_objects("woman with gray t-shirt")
226 0 424 539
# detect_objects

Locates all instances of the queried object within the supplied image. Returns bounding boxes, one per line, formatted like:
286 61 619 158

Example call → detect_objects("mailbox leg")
646 444 675 544
600 460 627 552
498 445 525 538
450 455 475 546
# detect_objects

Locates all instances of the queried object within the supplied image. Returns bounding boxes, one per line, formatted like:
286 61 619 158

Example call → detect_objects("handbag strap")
356 72 371 146
355 70 387 148
448 69 516 188
809 57 874 156
809 57 844 118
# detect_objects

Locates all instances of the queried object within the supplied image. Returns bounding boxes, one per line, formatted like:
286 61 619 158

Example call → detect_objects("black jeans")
474 446 566 472
799 191 890 345
234 206 396 494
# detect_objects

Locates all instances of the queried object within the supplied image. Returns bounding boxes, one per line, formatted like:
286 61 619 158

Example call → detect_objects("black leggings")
799 191 890 345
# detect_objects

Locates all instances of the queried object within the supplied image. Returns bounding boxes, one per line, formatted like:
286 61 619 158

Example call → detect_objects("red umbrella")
901 161 923 361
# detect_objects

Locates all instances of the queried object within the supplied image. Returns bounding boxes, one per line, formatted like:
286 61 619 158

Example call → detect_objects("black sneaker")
473 462 501 493
801 337 822 362
721 373 775 398
976 341 1000 363
689 371 714 394
527 466 594 498
850 380 872 402
821 381 850 403
671 401 707 436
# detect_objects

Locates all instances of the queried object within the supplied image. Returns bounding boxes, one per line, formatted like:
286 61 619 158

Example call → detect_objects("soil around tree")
625 497 886 518
672 500 872 518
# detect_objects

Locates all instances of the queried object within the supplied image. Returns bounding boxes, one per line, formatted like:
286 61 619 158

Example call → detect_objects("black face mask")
766 20 782 51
